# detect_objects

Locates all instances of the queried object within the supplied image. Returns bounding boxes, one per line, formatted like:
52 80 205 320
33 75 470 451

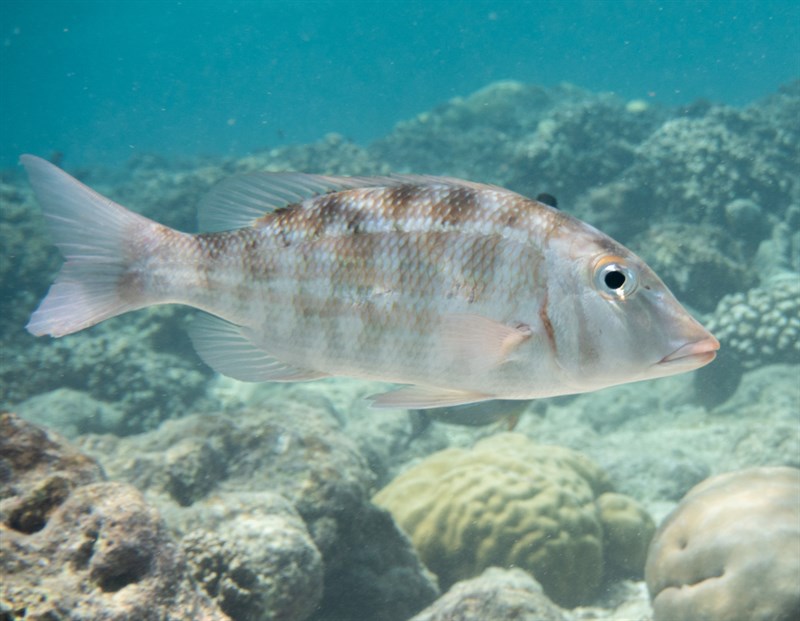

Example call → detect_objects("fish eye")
592 255 638 299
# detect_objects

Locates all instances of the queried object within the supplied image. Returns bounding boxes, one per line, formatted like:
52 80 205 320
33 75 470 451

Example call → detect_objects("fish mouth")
658 336 720 369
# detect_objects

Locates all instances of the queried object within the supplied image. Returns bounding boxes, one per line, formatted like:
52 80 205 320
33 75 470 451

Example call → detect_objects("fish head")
544 226 719 392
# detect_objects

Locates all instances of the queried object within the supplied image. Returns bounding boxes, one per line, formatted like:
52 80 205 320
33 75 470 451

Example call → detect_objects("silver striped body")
23 155 719 408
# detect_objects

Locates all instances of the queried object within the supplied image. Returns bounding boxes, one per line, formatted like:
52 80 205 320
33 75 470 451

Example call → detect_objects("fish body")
22 155 719 408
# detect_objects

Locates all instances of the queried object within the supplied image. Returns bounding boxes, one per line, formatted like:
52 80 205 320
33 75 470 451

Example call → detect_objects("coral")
753 204 800 284
596 492 656 579
373 433 654 607
0 411 103 533
576 85 799 253
180 492 323 621
705 273 800 368
371 81 662 207
408 567 569 621
371 80 566 179
634 222 747 313
0 179 60 339
3 306 214 434
505 91 664 206
623 105 798 226
78 402 439 621
234 132 387 177
0 412 227 621
15 387 125 438
645 467 800 621
695 265 799 406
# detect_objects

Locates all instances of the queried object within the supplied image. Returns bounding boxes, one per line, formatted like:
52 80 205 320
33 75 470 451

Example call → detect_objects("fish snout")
658 333 720 370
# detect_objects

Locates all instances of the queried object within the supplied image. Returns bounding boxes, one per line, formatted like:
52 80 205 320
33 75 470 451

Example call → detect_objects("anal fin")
368 385 493 410
189 314 327 382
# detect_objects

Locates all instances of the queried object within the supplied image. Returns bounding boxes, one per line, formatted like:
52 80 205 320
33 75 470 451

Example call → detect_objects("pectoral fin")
440 313 533 372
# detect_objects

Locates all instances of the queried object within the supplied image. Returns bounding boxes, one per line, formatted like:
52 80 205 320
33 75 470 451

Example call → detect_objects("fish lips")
657 336 720 370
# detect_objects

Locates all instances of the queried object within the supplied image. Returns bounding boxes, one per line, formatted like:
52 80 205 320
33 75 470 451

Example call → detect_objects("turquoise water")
1 0 798 168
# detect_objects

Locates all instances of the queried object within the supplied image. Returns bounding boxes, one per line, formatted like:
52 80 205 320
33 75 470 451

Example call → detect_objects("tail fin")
22 154 159 337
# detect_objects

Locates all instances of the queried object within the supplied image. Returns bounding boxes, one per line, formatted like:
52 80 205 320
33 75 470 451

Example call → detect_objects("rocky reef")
1 78 799 619
0 412 227 621
408 567 570 621
75 397 440 621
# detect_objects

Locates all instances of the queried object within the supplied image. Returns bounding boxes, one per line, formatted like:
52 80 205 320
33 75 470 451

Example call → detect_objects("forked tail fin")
22 154 161 337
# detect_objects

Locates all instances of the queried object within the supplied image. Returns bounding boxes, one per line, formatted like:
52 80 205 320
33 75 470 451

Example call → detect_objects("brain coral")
373 433 654 607
645 467 800 621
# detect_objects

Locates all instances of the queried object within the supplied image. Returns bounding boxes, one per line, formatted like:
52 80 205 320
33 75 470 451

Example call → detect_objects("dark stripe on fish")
384 184 423 220
539 290 558 357
431 187 481 227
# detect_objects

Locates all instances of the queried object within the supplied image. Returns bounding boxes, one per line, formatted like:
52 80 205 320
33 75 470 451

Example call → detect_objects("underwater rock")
0 179 60 342
372 81 662 209
79 403 438 621
634 222 747 313
2 482 229 621
371 80 564 180
408 567 569 621
0 411 103 533
373 432 655 607
0 412 227 621
179 492 323 621
645 467 800 621
79 406 374 547
619 104 799 229
753 204 800 284
504 90 664 207
317 502 440 621
78 414 235 507
4 306 213 434
14 387 125 438
232 132 387 178
596 492 658 580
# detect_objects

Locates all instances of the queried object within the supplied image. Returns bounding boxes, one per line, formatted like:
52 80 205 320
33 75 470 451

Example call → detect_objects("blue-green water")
1 0 798 168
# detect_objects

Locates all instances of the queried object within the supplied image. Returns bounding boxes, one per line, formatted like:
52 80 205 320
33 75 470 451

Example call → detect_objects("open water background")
1 0 799 169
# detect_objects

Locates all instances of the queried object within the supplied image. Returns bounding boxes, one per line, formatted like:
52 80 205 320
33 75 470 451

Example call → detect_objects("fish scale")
22 155 719 408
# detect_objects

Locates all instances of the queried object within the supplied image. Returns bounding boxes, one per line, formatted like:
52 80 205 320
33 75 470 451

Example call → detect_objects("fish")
21 154 719 409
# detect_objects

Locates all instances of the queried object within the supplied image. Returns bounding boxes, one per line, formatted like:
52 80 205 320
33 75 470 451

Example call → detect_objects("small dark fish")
535 192 558 208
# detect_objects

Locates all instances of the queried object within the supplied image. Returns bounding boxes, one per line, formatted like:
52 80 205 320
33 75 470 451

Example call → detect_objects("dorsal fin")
197 172 503 232
198 172 392 232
